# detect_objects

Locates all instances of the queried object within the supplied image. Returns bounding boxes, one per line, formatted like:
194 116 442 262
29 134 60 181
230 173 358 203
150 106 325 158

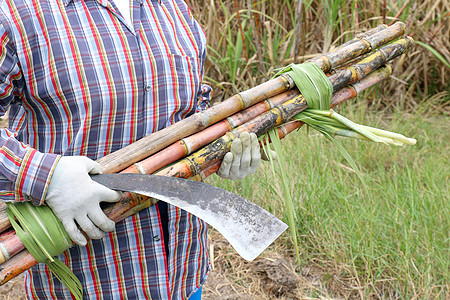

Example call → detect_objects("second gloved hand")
217 132 261 180
45 156 122 246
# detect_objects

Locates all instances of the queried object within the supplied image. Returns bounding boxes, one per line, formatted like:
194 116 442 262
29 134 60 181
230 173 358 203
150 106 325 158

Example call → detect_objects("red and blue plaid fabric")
0 0 211 298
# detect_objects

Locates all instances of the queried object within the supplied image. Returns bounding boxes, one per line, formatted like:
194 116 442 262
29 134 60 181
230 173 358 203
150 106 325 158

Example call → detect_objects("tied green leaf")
6 202 82 299
275 63 333 110
273 63 416 182
274 62 367 180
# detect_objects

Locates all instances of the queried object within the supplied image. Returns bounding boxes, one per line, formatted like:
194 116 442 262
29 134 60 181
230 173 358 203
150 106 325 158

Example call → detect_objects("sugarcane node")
380 37 415 62
179 138 191 153
0 249 6 264
134 162 147 175
0 233 25 264
187 157 203 176
309 55 331 72
237 92 253 109
241 76 292 108
282 74 295 90
226 114 241 129
206 136 234 156
265 98 276 110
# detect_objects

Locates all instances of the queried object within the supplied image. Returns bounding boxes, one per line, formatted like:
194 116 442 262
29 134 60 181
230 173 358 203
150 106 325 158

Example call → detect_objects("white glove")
45 156 122 246
217 132 261 180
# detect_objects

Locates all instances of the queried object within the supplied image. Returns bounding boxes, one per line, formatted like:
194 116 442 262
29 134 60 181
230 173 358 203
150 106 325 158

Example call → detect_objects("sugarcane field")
0 0 449 299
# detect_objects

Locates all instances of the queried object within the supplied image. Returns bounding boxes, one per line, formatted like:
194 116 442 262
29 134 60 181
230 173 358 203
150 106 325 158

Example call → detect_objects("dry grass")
188 0 449 111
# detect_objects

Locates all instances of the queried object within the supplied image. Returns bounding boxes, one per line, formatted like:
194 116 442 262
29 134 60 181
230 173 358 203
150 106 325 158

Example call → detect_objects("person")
0 0 261 299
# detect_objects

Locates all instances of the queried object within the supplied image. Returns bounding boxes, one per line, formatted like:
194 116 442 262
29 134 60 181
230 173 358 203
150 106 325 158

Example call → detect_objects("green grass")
208 102 449 298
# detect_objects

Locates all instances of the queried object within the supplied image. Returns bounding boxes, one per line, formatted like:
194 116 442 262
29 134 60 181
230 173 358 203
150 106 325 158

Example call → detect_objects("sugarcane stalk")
0 24 409 235
0 36 412 266
156 38 413 179
0 30 413 284
0 62 400 285
330 37 413 92
285 24 388 65
96 22 406 174
122 89 300 175
330 24 388 53
309 22 405 70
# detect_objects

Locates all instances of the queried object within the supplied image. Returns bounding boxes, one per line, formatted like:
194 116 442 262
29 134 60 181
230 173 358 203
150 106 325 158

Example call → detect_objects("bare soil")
203 230 364 300
0 274 26 300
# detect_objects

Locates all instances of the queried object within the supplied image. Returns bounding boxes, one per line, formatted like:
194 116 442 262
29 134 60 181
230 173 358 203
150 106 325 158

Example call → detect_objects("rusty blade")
91 173 288 261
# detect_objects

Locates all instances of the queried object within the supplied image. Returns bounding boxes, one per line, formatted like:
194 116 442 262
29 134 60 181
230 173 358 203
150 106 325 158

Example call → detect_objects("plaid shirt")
0 0 211 298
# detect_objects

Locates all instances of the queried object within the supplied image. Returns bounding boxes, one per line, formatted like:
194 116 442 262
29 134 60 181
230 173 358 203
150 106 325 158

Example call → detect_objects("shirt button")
153 235 160 242
145 85 152 93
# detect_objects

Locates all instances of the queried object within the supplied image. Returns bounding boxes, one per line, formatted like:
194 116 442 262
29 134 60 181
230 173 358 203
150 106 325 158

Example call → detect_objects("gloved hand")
260 147 278 161
45 156 122 246
217 132 261 180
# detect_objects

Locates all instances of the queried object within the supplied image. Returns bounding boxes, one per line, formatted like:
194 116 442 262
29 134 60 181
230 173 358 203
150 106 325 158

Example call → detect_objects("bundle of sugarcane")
0 22 415 286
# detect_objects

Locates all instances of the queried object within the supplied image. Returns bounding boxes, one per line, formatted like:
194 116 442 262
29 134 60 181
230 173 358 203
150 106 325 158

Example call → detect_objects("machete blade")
91 173 288 261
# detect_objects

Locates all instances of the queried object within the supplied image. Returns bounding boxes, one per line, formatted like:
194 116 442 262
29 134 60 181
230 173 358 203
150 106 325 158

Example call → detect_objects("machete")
91 173 288 261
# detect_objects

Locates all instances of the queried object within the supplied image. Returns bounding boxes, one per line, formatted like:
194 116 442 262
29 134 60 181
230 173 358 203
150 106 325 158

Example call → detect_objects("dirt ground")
0 274 26 300
202 230 361 300
0 229 365 300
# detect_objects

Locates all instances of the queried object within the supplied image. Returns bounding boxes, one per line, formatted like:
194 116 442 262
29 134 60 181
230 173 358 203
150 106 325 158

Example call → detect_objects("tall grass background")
189 0 449 110
189 0 449 298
